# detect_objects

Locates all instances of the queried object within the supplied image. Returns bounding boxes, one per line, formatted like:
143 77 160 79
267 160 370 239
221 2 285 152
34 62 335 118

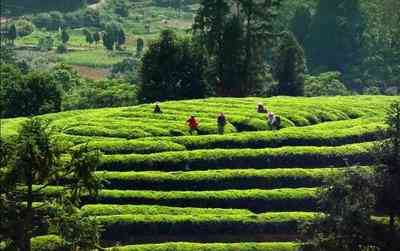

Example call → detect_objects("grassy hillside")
2 96 398 250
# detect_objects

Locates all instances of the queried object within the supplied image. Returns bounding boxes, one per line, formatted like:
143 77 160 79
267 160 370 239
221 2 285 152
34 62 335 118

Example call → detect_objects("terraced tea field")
2 96 398 250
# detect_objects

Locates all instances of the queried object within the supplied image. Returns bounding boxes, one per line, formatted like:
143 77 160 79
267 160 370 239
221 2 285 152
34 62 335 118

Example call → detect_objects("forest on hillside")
0 0 399 115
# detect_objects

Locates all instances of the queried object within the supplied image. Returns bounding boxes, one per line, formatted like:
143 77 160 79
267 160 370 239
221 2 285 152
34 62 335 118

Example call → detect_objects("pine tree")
8 24 17 45
136 38 144 56
193 0 230 83
290 4 312 47
116 28 126 50
61 28 70 44
83 29 94 46
102 31 114 50
306 0 365 73
274 32 306 96
93 31 101 46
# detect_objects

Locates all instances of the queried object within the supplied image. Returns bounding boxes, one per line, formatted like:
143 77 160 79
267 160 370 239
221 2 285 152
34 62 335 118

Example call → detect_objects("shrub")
93 168 338 191
81 204 252 217
41 186 318 212
14 19 35 37
112 242 300 251
84 188 318 212
56 43 68 54
99 142 374 171
31 235 63 251
304 72 349 96
96 212 318 240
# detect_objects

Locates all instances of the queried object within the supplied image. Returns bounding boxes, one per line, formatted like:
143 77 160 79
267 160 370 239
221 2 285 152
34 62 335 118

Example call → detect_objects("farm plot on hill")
2 96 398 250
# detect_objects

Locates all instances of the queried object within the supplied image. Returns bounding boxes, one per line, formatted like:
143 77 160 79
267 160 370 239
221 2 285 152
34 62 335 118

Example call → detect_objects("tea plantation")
2 96 397 250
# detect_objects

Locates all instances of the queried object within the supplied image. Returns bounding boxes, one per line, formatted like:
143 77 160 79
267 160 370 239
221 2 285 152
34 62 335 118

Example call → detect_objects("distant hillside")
2 0 100 16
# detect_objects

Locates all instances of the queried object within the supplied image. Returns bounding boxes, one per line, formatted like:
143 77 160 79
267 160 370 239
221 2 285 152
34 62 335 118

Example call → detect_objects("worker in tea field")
257 103 268 113
187 115 200 135
153 102 162 113
272 116 281 130
267 112 281 130
217 112 227 134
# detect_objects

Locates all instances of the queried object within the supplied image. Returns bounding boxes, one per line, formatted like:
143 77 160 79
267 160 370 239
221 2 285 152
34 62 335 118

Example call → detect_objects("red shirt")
187 117 198 128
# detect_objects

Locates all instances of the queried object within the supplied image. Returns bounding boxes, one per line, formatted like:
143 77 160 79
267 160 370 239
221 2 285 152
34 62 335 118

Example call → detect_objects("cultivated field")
2 96 397 250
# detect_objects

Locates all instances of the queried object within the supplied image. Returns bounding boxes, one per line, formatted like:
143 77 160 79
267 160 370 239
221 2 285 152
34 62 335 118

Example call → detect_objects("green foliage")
3 0 89 15
61 29 70 44
103 22 126 51
56 43 68 54
111 242 300 251
111 58 139 83
305 0 366 74
374 100 400 249
54 203 102 250
93 31 101 45
139 30 209 102
96 212 317 238
14 19 35 37
290 4 312 46
0 45 16 65
304 72 349 97
99 142 373 172
37 35 54 51
7 24 17 45
81 204 252 217
63 78 137 110
136 38 144 56
1 96 398 248
0 67 62 118
31 235 63 251
302 168 379 251
273 32 306 96
0 118 103 250
114 0 129 17
44 186 317 212
194 0 282 96
92 168 337 191
83 29 94 45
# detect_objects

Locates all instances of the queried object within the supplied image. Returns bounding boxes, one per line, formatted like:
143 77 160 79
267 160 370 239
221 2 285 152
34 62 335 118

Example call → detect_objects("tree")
136 38 144 56
8 24 17 45
14 19 35 37
93 31 101 46
290 4 312 47
374 101 400 250
102 23 125 51
273 32 306 96
304 72 349 97
0 45 16 65
102 31 114 50
115 0 129 17
301 168 379 251
0 69 62 117
139 30 209 102
193 0 230 92
61 28 70 44
116 28 126 50
0 118 102 251
38 35 54 51
194 0 283 96
83 29 94 47
305 0 366 74
218 15 246 96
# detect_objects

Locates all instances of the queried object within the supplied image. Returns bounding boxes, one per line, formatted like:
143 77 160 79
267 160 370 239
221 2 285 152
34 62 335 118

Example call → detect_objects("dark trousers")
218 125 225 134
